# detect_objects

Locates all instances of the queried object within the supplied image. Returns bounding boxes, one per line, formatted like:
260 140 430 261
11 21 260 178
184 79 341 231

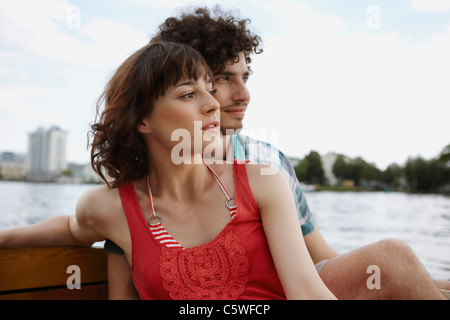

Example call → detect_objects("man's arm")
107 253 139 300
304 229 338 264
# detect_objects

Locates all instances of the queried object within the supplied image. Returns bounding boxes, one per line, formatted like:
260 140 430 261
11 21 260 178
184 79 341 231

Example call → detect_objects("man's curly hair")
151 6 263 73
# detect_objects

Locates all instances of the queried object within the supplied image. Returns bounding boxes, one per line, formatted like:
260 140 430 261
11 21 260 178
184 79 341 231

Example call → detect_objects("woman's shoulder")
245 162 282 181
244 163 285 199
76 184 122 221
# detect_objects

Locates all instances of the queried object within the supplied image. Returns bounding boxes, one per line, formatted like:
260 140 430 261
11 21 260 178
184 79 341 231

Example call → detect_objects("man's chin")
221 125 243 136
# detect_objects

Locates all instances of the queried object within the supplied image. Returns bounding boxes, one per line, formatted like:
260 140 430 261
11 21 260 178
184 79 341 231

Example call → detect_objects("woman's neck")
140 133 231 203
146 151 214 203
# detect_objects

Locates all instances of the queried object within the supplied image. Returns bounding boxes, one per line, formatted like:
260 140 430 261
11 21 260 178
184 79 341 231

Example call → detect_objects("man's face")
213 52 251 134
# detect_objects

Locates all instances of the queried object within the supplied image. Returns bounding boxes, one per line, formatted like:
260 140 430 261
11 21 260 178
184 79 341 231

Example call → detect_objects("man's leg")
319 238 446 299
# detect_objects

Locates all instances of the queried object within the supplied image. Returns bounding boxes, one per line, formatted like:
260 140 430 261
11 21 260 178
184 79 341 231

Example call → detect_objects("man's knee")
374 238 417 264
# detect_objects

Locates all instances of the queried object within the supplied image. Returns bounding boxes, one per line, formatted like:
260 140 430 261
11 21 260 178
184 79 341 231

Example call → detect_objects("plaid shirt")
231 134 316 236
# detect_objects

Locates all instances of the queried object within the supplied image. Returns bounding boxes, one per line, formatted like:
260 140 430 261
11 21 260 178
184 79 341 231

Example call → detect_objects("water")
306 191 450 281
0 181 449 280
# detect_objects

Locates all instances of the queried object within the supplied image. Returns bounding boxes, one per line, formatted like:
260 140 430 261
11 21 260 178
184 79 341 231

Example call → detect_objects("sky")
0 0 449 170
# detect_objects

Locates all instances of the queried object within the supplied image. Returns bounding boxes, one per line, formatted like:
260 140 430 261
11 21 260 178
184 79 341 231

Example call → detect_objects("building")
321 152 339 186
58 162 102 184
321 152 354 186
26 126 67 181
0 152 26 180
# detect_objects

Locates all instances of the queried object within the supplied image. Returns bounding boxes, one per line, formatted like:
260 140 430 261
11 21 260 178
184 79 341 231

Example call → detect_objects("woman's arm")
248 164 336 300
0 187 106 249
0 215 84 248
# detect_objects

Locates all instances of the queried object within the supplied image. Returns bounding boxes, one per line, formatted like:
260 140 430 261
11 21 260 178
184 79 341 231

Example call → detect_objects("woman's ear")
137 117 152 134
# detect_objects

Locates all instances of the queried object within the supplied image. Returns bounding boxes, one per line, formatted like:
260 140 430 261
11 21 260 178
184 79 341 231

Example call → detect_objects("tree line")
294 144 450 194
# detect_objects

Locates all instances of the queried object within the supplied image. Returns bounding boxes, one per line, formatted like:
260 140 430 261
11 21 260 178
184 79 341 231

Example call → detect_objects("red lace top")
119 160 286 300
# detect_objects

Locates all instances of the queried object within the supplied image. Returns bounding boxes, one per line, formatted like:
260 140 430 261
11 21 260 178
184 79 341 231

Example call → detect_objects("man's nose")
232 80 250 103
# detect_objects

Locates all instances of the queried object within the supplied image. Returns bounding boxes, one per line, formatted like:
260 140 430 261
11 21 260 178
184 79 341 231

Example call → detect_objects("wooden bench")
1 247 448 300
0 247 108 300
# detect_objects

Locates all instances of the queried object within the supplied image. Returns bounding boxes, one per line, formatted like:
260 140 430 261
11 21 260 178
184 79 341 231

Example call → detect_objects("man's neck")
222 134 234 162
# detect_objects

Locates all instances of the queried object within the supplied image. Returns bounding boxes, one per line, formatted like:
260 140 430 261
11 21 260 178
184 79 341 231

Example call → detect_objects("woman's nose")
203 92 220 114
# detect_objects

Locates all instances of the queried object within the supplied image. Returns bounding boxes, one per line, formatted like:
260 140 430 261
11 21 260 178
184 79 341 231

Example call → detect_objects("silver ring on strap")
147 214 162 226
225 197 236 209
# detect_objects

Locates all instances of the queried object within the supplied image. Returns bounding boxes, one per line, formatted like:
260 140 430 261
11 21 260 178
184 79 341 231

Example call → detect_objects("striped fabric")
149 224 183 248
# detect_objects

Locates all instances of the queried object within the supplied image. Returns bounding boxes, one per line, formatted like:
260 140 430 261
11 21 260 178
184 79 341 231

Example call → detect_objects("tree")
353 157 381 186
305 151 326 185
404 156 447 193
439 144 450 163
61 169 73 177
332 155 349 182
294 158 308 183
294 151 326 185
382 163 403 188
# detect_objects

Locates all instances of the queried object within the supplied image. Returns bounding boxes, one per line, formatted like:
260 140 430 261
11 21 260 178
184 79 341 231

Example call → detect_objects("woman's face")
141 77 221 160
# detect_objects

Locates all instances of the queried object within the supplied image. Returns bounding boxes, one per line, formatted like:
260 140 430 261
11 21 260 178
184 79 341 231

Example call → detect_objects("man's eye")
215 76 229 81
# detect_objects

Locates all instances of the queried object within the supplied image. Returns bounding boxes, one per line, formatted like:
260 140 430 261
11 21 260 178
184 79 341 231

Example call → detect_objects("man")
106 7 448 299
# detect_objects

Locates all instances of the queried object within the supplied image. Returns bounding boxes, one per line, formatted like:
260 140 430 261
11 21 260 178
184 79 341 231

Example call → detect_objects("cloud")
126 0 217 8
0 0 149 67
411 0 450 12
0 83 66 153
270 1 346 34
244 2 450 168
0 85 63 124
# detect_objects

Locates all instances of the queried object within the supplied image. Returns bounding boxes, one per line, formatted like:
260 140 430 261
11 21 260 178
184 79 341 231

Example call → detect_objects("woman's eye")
181 92 195 99
210 89 217 96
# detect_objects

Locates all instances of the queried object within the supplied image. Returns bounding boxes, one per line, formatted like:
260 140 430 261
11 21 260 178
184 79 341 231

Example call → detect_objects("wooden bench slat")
0 283 108 300
0 247 108 299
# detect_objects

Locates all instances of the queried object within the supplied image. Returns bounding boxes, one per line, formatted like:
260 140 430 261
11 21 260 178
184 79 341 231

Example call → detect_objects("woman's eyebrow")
176 80 196 88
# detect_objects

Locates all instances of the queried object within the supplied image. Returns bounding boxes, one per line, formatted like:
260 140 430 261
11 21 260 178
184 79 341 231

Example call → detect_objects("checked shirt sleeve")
232 134 316 236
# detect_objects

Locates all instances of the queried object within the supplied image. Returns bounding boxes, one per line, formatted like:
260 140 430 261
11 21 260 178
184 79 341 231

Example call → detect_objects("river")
0 181 449 280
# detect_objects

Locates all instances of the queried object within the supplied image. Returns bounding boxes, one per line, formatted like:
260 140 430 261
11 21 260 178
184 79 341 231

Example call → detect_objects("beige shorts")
315 260 329 274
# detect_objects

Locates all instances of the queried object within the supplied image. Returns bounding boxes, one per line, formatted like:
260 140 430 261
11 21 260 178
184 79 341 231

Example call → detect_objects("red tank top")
119 160 286 300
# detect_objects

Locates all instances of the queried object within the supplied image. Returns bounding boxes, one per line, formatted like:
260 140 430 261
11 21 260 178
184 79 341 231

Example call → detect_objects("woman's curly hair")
152 6 263 73
89 41 213 188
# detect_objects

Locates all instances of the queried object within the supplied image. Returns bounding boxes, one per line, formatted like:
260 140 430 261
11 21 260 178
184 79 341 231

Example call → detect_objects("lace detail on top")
159 229 249 300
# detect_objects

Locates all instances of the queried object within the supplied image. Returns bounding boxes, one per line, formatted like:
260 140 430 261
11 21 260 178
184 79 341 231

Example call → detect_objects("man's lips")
223 106 247 116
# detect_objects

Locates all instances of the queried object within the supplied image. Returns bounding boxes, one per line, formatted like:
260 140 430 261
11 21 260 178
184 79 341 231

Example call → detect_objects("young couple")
0 7 447 300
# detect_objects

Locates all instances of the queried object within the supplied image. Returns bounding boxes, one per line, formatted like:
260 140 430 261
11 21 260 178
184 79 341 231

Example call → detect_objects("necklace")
145 164 235 228
146 175 161 227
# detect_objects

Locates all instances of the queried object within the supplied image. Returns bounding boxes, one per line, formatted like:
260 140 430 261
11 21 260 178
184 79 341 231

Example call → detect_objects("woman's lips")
202 120 220 131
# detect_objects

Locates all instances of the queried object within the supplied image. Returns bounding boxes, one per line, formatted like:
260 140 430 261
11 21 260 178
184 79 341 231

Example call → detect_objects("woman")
0 42 335 300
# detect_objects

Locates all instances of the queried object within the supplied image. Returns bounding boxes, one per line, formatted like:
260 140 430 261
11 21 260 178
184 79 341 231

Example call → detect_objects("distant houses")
0 126 100 183
26 126 67 181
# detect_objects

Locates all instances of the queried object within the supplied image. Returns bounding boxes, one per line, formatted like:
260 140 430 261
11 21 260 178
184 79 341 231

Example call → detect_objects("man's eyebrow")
214 70 251 77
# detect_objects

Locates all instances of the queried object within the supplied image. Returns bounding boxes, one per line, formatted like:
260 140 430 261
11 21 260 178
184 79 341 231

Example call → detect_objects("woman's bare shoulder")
76 184 122 220
245 163 283 184
244 163 286 204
